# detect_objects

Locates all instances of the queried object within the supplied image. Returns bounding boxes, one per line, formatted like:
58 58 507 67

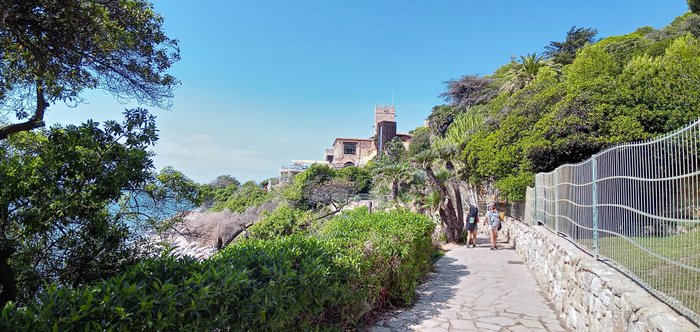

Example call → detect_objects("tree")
435 140 465 230
689 0 700 14
384 136 408 163
211 181 270 213
210 175 241 189
0 109 158 305
308 179 355 213
412 150 462 243
336 166 372 193
373 162 412 203
499 53 551 94
408 127 431 157
544 26 598 66
427 105 459 137
282 164 336 210
440 75 499 110
0 0 180 140
119 166 203 235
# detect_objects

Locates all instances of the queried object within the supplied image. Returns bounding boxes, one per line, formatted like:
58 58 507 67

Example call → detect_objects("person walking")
465 204 479 248
484 202 501 250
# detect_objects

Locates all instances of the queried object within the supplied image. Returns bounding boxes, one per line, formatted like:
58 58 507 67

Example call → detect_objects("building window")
343 142 357 155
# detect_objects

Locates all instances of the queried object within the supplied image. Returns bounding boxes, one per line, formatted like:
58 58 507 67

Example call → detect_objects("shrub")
0 209 434 331
247 204 313 240
1 237 356 331
318 208 435 305
209 181 270 213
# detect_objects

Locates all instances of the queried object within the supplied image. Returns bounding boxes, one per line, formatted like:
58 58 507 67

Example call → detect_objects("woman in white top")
484 202 501 250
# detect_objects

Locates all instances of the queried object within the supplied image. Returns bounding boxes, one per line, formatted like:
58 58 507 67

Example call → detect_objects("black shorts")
466 217 478 231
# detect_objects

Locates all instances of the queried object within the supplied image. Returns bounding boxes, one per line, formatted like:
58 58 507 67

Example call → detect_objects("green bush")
318 208 435 305
282 163 336 210
1 209 435 331
210 181 270 212
247 204 313 240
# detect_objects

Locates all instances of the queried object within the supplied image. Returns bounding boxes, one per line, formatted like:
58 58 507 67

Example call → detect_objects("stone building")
326 138 375 167
280 105 413 183
324 105 412 168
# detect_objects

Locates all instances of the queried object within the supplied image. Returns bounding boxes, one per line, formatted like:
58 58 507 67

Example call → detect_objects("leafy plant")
0 109 158 305
0 209 435 331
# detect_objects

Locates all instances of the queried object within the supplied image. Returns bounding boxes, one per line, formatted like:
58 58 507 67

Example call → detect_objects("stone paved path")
367 235 568 332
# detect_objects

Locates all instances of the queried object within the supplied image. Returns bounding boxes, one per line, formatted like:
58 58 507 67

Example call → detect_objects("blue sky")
46 0 688 183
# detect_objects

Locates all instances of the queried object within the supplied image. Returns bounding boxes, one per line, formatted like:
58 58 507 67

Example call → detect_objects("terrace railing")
525 119 700 324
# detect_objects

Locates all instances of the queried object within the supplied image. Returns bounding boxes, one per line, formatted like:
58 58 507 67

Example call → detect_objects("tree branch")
0 82 47 140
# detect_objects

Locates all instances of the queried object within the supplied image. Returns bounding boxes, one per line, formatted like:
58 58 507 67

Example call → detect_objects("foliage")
247 205 313 241
440 75 499 110
444 111 487 150
412 149 462 242
0 0 179 140
210 181 270 213
544 26 598 65
439 12 700 202
335 166 372 193
209 174 240 189
307 178 355 211
117 166 202 235
408 126 431 156
372 161 414 203
384 136 408 163
148 167 202 206
0 209 435 331
0 109 157 305
317 208 435 305
500 53 553 94
0 237 355 331
690 0 700 14
426 104 459 137
494 172 534 202
282 163 347 210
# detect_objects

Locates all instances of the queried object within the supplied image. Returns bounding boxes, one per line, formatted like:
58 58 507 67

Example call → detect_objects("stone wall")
503 217 698 332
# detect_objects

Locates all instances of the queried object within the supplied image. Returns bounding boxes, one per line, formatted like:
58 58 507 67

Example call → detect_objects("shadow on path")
366 236 569 332
369 255 469 331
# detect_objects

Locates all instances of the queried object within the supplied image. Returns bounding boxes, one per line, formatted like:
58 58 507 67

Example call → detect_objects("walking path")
367 235 568 332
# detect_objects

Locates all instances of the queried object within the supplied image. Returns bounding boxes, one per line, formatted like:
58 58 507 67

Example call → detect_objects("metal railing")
351 193 391 203
526 119 700 324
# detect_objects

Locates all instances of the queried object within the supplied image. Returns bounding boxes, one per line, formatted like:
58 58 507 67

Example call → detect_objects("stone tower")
374 105 396 128
375 105 397 152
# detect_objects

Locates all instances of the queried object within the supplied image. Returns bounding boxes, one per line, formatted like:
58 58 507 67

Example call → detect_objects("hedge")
1 208 434 331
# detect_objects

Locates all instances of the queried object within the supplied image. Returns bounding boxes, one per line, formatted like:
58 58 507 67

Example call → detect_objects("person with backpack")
465 204 479 248
484 202 501 250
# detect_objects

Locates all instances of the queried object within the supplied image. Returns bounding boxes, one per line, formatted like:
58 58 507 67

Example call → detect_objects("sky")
45 0 688 184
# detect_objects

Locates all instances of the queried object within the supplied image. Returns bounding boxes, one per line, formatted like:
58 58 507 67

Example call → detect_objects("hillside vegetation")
439 13 700 201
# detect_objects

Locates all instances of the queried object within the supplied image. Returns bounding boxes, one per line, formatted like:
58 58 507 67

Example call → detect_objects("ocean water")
112 191 196 237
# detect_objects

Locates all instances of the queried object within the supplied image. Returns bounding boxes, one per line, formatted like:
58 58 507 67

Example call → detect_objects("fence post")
554 172 559 232
533 187 538 226
591 156 599 258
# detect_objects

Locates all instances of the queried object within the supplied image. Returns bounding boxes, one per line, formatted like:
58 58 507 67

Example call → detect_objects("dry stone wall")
503 218 698 332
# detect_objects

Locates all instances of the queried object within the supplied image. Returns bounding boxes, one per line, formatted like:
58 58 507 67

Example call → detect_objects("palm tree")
435 140 465 232
412 150 462 243
443 112 484 208
444 112 485 145
500 53 554 94
373 162 412 204
404 169 428 213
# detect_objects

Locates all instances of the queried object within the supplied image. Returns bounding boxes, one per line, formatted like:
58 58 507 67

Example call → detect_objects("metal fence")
525 120 700 324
